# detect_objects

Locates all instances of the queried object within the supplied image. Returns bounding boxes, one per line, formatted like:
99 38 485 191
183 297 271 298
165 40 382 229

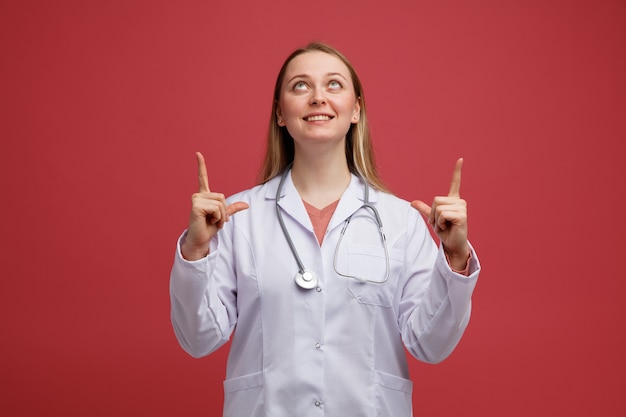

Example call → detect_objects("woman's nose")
310 89 326 105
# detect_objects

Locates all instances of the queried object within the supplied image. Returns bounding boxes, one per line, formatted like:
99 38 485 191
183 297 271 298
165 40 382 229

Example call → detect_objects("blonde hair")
258 42 389 192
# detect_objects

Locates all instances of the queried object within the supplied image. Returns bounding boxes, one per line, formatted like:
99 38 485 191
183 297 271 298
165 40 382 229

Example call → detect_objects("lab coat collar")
265 170 380 232
266 171 312 231
329 175 379 232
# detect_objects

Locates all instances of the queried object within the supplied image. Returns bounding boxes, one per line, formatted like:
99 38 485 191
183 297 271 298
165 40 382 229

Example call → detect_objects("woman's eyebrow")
286 74 309 84
327 72 348 81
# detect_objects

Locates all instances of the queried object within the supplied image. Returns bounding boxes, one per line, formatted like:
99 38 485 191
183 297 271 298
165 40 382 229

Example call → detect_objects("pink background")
1 0 625 415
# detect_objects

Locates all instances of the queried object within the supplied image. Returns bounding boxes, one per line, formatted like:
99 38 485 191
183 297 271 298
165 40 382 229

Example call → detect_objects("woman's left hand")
411 158 470 270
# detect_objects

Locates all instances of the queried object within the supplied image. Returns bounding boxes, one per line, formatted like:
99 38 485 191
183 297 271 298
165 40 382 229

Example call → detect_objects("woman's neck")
291 146 351 209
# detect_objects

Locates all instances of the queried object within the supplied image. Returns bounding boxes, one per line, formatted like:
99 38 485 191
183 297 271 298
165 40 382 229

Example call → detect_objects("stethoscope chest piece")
295 269 319 289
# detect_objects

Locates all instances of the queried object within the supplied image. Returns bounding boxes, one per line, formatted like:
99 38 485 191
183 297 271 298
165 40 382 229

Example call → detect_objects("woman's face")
276 51 360 146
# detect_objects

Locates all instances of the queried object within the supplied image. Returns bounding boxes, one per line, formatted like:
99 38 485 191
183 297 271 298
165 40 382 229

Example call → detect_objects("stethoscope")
275 165 390 289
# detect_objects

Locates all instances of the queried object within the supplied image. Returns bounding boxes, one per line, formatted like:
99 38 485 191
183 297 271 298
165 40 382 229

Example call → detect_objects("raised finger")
448 158 463 197
196 151 210 193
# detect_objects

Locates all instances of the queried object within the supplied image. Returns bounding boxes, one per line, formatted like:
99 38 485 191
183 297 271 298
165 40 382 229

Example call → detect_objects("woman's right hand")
181 152 249 261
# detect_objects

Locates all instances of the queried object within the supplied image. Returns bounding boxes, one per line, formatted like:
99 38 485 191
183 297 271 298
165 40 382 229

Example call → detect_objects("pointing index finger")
448 158 463 197
196 151 210 192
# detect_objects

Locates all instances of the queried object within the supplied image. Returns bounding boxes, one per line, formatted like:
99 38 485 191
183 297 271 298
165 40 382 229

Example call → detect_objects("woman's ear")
351 97 361 123
276 105 285 126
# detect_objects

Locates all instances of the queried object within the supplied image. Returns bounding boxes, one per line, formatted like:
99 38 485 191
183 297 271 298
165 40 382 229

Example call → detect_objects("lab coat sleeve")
398 210 480 364
169 230 237 358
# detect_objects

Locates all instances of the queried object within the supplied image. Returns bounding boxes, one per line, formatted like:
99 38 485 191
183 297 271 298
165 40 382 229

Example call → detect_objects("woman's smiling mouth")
304 114 334 122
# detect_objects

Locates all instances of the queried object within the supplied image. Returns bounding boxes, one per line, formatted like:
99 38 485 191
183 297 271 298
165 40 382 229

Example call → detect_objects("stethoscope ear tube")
332 205 390 285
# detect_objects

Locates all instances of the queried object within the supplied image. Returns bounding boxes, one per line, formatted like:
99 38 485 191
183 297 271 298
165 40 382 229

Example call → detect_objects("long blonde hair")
258 42 389 192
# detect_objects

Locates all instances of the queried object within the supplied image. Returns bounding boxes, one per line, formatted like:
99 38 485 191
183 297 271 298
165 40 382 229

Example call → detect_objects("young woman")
170 42 480 416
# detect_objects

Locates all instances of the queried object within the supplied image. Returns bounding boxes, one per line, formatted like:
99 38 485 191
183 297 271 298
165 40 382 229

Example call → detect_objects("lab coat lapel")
268 172 313 232
327 175 379 232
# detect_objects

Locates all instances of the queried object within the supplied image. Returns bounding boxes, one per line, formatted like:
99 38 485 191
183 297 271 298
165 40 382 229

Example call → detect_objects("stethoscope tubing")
275 167 307 275
275 165 389 289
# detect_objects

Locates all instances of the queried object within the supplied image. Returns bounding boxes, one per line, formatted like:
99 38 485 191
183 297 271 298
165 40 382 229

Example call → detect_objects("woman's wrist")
181 234 209 261
444 245 471 275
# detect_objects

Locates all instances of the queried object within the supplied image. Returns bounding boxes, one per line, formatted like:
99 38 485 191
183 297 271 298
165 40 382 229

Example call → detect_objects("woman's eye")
329 80 342 89
293 82 308 91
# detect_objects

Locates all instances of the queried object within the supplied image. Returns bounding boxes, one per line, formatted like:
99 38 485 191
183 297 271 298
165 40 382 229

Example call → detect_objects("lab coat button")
315 342 321 349
315 286 322 292
314 400 322 407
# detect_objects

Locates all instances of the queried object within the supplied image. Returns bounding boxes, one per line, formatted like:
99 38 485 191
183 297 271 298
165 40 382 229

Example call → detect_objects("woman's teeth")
305 115 331 121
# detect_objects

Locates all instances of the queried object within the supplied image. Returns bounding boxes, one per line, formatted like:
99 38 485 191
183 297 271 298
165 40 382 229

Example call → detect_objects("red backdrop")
1 0 625 415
